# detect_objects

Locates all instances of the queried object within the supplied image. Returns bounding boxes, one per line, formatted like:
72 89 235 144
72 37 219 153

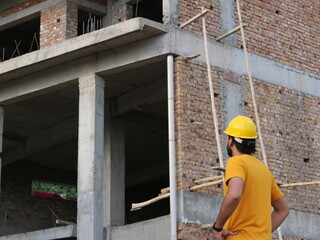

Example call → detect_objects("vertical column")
77 74 105 240
103 101 125 229
219 0 237 46
0 106 3 192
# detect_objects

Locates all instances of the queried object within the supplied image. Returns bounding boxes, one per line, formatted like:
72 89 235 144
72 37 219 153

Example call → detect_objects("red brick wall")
177 0 221 37
242 77 320 215
0 0 46 18
174 57 224 196
174 57 319 240
237 0 320 76
40 1 78 48
177 0 319 76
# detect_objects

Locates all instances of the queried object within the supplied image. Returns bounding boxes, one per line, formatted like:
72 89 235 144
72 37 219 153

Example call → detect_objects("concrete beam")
0 225 77 240
0 0 106 31
114 78 167 115
0 18 166 82
1 117 78 167
0 19 168 105
173 28 320 97
110 215 170 240
177 191 320 240
77 74 105 240
104 102 125 228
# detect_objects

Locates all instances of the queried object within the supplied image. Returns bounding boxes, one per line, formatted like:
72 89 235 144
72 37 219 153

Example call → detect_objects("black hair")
231 136 256 155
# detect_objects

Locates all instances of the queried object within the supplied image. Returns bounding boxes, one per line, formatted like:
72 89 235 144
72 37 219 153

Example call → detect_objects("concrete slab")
0 225 76 240
0 18 166 83
109 215 170 240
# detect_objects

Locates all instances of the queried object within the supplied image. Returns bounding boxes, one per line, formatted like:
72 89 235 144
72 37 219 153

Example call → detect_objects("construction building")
0 0 319 239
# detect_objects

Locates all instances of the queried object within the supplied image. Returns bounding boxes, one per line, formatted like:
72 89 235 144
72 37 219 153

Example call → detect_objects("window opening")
78 9 103 36
0 17 40 62
130 0 163 23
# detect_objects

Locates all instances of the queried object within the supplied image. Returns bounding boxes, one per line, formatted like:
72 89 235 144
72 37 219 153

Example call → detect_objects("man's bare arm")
215 177 244 228
271 196 289 232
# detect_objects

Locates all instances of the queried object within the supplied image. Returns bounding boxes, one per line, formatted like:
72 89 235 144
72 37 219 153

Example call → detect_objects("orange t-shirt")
224 154 283 240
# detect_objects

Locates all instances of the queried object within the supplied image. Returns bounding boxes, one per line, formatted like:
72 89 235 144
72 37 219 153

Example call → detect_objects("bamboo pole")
216 24 248 41
193 175 223 184
180 9 209 28
235 1 282 239
201 223 213 229
279 181 320 188
160 187 170 195
56 219 75 225
131 178 224 211
131 193 170 211
235 0 268 167
190 179 223 191
201 7 224 169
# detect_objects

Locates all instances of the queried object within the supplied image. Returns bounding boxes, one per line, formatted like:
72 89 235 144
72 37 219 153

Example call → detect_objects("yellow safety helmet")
224 115 258 139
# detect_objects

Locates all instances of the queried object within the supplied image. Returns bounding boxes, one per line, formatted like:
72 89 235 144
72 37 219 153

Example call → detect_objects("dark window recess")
126 177 169 224
132 0 163 23
78 10 103 36
0 17 40 62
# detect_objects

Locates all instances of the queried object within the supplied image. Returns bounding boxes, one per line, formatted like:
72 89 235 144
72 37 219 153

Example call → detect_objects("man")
213 116 289 240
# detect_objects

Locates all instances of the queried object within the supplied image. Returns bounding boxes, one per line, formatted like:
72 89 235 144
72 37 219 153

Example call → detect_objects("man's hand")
213 229 238 240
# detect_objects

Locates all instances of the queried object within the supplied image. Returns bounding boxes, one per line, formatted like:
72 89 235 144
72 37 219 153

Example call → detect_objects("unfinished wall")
174 54 319 239
177 0 221 37
177 0 319 76
174 57 224 195
40 1 78 48
236 0 320 76
242 77 320 216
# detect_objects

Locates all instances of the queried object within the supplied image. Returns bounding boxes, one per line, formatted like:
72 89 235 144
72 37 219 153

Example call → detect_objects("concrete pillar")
0 106 3 193
104 101 125 229
77 74 105 240
219 0 237 46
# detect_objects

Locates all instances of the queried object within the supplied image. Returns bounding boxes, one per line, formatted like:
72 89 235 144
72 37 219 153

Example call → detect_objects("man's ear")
227 136 233 146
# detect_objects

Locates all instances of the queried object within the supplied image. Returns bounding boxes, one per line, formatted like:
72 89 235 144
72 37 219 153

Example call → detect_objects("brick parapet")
40 1 78 48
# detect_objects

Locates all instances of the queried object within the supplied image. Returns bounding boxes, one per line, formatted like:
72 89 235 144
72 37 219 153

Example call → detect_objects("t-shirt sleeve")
225 157 246 185
271 176 283 202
